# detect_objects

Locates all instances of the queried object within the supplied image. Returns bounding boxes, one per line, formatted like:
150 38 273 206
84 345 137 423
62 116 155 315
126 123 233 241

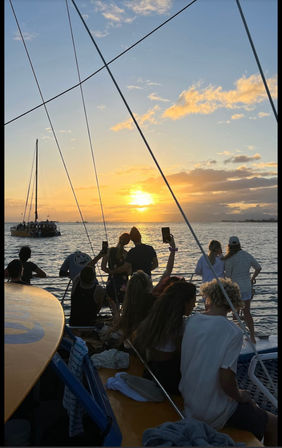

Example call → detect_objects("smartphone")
102 241 108 254
161 227 170 243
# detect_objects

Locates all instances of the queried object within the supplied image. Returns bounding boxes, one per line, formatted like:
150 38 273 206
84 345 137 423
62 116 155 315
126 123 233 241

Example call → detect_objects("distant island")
222 218 277 223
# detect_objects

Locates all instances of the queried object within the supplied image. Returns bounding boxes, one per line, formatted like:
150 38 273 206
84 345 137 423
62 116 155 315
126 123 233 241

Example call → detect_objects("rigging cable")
9 0 96 258
4 0 198 126
23 144 36 222
65 0 109 244
71 0 276 395
235 0 277 121
27 175 36 223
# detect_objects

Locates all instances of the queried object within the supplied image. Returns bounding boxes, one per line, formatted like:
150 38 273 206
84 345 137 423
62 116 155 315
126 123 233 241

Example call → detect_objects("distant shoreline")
221 219 277 223
5 219 277 224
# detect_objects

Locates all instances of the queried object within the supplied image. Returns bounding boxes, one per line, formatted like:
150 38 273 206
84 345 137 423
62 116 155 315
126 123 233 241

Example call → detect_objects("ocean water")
4 221 277 334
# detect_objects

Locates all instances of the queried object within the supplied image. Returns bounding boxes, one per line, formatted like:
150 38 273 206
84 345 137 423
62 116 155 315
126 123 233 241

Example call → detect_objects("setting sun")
129 190 154 207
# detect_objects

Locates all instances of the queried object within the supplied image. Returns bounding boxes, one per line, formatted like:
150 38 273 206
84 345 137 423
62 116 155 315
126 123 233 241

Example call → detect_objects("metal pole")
35 139 38 222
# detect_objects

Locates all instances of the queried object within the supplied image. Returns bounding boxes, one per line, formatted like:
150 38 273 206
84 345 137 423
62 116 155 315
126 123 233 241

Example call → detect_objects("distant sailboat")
10 139 61 238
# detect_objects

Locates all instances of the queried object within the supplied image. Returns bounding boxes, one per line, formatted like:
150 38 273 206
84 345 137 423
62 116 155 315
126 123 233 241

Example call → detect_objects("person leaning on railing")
223 236 261 344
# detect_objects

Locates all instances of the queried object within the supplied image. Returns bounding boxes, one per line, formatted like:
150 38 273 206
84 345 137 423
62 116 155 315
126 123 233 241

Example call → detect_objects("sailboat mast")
35 139 38 222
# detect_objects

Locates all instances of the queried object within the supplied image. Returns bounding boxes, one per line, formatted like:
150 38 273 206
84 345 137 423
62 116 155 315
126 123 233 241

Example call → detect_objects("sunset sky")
5 0 277 223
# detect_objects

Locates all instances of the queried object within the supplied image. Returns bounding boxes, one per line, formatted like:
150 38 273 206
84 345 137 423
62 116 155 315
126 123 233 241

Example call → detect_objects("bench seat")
98 353 262 446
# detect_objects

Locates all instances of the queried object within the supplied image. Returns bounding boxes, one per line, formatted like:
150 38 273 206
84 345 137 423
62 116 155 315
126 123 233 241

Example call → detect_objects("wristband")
169 247 178 252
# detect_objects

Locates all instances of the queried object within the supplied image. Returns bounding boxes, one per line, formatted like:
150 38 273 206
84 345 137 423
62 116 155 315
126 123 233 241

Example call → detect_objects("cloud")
111 105 160 131
125 0 172 15
97 104 106 110
92 0 135 24
162 74 277 120
253 161 277 169
118 165 277 221
14 31 37 41
91 29 109 38
127 85 143 90
217 120 231 125
217 151 232 156
224 153 261 164
148 92 170 102
137 78 162 88
258 111 270 118
231 113 244 120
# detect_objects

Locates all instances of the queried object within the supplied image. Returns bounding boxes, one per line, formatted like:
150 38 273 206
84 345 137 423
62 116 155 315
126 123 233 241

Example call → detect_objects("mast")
35 139 38 222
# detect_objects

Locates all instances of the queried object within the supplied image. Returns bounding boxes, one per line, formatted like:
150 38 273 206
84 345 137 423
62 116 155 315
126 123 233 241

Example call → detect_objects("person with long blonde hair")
134 280 196 394
117 270 155 341
195 240 224 283
111 234 179 340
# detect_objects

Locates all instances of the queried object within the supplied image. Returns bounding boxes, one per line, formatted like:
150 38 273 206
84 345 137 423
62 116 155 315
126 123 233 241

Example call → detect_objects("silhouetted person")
19 246 47 284
110 227 158 278
6 259 27 284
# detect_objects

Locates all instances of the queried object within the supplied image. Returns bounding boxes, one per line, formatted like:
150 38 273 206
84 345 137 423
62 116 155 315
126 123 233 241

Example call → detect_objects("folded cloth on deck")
106 372 147 401
91 348 129 369
120 373 165 402
142 417 245 447
63 336 88 438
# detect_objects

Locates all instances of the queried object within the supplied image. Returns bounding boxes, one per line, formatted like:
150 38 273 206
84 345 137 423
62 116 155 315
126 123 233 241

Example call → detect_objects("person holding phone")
109 232 180 343
101 233 131 318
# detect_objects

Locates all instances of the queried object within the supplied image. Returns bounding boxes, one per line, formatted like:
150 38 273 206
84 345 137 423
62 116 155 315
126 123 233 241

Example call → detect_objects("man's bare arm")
151 256 158 271
219 367 252 403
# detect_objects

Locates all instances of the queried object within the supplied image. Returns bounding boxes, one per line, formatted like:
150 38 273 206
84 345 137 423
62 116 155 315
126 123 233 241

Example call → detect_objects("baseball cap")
229 236 240 246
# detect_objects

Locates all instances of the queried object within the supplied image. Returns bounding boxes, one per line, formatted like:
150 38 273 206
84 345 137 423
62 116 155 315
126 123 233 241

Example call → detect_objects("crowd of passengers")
4 227 276 445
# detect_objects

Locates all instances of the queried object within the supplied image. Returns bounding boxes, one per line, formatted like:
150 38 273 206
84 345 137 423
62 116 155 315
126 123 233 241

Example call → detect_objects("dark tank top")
69 281 98 326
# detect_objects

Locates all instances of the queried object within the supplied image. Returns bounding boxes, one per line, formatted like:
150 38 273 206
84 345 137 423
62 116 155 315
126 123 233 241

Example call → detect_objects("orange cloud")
163 74 277 120
111 105 160 131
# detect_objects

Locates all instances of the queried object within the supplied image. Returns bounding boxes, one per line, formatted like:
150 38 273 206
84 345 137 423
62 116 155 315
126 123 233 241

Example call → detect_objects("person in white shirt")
195 240 224 283
224 236 261 344
179 277 277 446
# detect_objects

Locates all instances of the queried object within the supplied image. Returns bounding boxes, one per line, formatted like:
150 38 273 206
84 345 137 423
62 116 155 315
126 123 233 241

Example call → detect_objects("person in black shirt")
69 265 106 326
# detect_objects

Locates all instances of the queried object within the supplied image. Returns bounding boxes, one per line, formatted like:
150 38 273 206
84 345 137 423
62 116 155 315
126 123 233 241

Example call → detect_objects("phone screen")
161 227 170 243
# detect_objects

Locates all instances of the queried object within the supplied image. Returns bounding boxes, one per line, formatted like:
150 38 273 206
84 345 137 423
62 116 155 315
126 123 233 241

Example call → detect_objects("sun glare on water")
129 190 154 212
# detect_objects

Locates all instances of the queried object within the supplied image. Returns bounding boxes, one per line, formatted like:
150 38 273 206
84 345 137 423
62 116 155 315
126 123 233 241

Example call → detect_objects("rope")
71 0 276 396
4 0 198 127
235 0 277 121
27 176 36 222
65 0 109 244
9 0 95 259
126 339 184 419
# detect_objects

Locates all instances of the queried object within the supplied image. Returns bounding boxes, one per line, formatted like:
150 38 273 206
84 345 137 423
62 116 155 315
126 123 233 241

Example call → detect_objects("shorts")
225 401 268 440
